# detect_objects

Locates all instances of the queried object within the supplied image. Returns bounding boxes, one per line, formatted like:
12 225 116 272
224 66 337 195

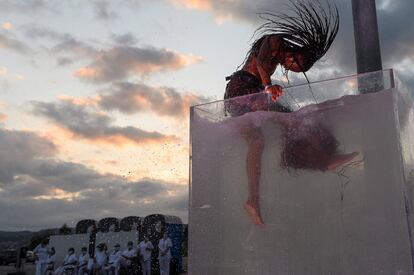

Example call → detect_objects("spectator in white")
93 243 108 274
43 247 56 275
138 235 154 275
76 247 89 275
34 239 49 275
53 247 77 275
120 241 136 270
158 232 173 275
104 243 122 275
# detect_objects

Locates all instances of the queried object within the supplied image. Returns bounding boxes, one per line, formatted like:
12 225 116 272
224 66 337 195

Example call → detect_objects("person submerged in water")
225 0 357 227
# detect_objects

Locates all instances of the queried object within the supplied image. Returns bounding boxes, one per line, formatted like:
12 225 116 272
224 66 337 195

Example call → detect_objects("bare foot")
244 201 265 228
327 152 359 171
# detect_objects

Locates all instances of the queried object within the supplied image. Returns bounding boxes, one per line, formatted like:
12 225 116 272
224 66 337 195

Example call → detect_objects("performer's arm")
256 35 281 86
256 36 284 101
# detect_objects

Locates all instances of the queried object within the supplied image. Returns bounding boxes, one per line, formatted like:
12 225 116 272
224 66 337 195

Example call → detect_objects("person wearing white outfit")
76 247 89 275
34 240 49 275
92 243 108 275
104 244 122 275
43 247 56 275
158 232 172 275
138 236 154 275
53 248 77 275
119 241 136 271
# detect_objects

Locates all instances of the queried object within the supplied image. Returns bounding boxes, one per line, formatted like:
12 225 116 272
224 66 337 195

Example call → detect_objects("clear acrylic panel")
193 69 394 121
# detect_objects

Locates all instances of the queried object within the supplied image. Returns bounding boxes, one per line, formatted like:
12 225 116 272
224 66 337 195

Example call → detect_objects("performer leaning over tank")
225 0 357 227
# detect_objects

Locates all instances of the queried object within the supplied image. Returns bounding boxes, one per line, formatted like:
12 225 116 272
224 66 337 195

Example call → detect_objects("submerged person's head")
281 125 338 171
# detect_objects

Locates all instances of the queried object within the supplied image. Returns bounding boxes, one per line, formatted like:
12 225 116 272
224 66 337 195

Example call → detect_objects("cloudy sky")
0 0 412 231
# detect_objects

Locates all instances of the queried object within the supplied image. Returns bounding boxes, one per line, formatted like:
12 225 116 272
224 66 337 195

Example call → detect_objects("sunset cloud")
1 21 12 30
98 82 210 117
50 81 209 119
0 33 30 54
92 0 119 21
22 25 203 83
0 130 57 184
74 67 100 79
169 0 213 10
166 0 244 24
52 35 96 57
31 100 176 145
74 46 203 83
0 128 187 230
0 66 24 80
0 0 48 14
110 33 138 46
57 94 99 107
0 112 7 122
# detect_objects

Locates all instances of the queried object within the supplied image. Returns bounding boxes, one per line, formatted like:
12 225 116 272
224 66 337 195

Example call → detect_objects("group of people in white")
33 232 173 275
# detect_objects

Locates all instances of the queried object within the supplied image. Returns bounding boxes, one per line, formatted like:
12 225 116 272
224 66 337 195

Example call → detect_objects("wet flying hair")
248 0 339 69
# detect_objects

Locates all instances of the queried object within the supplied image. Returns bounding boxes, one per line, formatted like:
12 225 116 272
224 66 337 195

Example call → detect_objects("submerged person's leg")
326 152 359 170
240 124 265 227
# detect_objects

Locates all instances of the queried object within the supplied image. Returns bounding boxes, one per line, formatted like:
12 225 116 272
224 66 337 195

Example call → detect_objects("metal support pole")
352 2 413 272
352 0 383 93
352 0 382 73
